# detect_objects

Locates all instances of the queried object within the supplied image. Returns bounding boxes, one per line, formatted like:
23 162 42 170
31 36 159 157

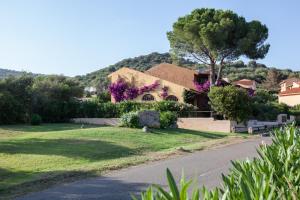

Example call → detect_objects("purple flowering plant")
109 79 160 102
194 80 223 93
160 86 169 99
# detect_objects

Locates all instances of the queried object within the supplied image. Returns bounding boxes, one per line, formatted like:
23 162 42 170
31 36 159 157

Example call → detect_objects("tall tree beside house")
167 8 270 85
262 68 280 92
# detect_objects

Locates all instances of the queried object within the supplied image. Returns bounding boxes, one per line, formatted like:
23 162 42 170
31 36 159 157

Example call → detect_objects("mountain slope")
0 68 26 79
75 52 300 92
74 52 195 90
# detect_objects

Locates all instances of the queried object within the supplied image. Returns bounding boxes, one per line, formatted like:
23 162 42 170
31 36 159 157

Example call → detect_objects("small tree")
262 69 280 92
168 8 270 85
208 86 252 122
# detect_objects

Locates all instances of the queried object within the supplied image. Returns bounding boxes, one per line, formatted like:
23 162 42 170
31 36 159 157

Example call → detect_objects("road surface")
20 136 271 200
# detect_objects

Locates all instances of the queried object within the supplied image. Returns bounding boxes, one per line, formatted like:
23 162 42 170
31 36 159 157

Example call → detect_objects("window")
166 95 178 102
142 94 155 101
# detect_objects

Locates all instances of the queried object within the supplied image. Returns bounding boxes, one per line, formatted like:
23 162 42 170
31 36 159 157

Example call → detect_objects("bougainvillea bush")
109 79 160 102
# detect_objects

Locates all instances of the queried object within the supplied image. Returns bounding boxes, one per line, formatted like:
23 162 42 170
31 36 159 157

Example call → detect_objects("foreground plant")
133 125 300 199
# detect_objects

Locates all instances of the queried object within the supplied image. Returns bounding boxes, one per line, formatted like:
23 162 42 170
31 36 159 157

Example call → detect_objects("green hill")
0 68 25 79
74 52 300 92
74 52 195 91
0 68 38 79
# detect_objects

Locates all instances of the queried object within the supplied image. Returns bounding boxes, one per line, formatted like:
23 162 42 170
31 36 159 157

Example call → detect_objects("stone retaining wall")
71 118 120 126
71 117 234 133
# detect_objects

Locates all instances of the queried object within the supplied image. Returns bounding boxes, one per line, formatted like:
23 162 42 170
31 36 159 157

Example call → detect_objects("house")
278 78 300 106
107 63 210 110
84 86 97 94
233 79 257 90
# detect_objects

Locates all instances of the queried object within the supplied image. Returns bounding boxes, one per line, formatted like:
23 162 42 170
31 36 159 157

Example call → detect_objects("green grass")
0 123 244 198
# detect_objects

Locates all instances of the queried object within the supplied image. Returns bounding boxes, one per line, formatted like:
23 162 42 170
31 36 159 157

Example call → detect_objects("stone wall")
177 118 233 133
71 118 120 126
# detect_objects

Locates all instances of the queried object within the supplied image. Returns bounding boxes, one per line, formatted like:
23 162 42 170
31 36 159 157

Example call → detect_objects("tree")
167 8 270 85
262 68 280 92
208 86 252 122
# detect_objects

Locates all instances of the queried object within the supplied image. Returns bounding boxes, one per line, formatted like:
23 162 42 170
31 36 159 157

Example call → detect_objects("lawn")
0 123 244 198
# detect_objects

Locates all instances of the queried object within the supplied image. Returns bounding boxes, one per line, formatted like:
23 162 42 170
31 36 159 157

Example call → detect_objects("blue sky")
0 0 299 76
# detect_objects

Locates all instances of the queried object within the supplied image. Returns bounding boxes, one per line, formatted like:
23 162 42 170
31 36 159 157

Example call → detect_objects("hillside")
74 52 195 90
0 68 26 79
0 68 39 79
74 52 300 92
2 52 299 92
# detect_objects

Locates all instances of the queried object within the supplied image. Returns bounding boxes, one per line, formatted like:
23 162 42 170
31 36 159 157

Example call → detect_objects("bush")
208 86 252 122
134 125 300 199
252 102 290 121
73 100 197 120
97 91 111 103
160 111 178 128
117 101 144 115
120 111 140 128
0 91 20 124
31 114 42 125
98 102 118 118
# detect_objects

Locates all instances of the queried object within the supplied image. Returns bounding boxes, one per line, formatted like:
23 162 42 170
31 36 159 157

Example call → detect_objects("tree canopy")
167 8 270 85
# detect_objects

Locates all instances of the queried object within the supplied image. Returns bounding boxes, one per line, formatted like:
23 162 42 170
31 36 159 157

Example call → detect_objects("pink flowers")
139 80 160 95
109 79 128 102
194 80 223 93
109 79 160 102
160 86 169 99
194 80 211 93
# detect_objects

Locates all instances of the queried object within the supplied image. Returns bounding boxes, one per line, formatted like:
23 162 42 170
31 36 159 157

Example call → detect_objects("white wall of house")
278 95 300 106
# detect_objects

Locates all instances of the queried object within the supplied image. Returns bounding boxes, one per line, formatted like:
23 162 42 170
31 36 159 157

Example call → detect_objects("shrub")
99 102 119 118
97 91 111 103
0 91 20 124
30 114 42 125
160 111 178 128
208 86 252 122
75 100 196 119
120 111 140 128
117 101 143 115
252 102 290 121
134 125 300 199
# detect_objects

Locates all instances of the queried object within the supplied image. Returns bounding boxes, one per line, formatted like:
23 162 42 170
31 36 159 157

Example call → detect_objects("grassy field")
0 123 245 198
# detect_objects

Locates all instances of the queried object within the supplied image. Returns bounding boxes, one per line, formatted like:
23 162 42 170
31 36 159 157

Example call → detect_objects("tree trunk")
209 62 216 87
216 64 223 84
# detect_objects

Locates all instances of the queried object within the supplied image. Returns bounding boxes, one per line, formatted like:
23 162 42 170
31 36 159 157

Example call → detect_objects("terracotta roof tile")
145 63 201 90
233 79 255 86
279 87 300 96
279 78 300 86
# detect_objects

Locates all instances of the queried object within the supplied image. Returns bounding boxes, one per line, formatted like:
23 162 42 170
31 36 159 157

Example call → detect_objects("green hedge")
160 112 178 128
120 111 140 128
76 100 197 118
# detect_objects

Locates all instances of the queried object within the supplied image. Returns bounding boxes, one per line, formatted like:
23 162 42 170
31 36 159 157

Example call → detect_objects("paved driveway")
20 136 271 200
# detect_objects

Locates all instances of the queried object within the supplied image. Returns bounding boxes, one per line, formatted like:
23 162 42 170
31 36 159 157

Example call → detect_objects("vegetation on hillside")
73 52 299 93
0 68 37 79
1 52 299 94
74 52 195 91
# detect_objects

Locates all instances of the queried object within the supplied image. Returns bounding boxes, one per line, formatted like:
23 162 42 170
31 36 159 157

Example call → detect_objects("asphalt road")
20 136 271 200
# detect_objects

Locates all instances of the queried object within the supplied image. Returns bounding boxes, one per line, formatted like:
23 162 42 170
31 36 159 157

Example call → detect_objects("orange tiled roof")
279 78 300 86
233 79 255 86
145 63 201 90
279 87 300 96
